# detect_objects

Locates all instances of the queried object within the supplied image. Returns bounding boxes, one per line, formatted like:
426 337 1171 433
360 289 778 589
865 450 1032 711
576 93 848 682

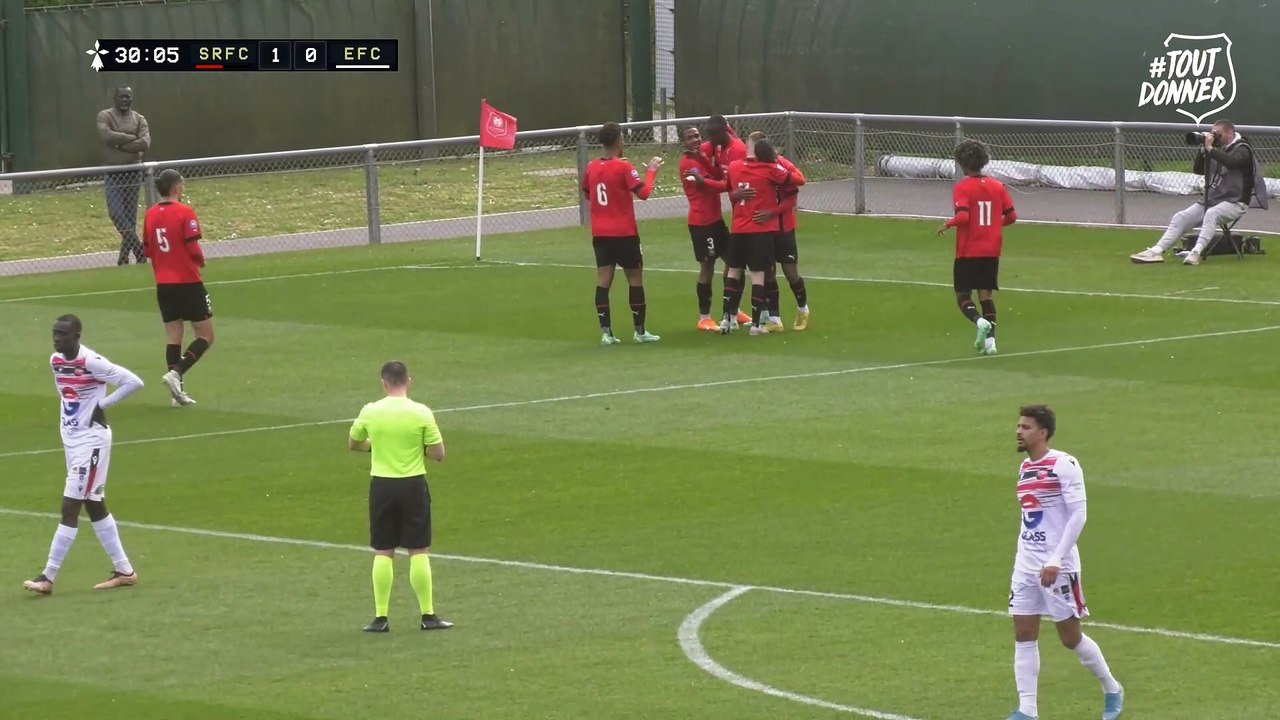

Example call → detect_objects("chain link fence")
3 111 1279 276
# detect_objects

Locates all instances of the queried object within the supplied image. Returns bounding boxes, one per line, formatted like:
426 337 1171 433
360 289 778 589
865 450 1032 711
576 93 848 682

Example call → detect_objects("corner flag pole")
475 144 485 261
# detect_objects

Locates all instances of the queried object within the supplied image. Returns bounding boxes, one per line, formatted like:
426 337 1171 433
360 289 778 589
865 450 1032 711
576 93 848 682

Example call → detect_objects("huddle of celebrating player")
582 115 811 344
584 117 1017 357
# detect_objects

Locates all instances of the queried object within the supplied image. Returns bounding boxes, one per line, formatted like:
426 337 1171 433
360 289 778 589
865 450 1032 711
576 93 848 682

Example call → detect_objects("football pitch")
1 214 1277 719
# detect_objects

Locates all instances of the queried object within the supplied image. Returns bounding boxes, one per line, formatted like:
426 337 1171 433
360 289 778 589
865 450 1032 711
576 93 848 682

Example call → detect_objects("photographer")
1130 119 1257 266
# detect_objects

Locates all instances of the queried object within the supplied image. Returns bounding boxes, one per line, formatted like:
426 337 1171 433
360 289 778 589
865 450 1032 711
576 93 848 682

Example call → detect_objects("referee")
348 360 453 633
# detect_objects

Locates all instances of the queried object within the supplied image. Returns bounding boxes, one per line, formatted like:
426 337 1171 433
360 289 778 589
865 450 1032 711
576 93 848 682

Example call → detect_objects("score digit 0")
306 47 317 64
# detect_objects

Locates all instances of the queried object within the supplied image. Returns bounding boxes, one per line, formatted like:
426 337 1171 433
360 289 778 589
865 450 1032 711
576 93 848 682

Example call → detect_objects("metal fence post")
142 163 155 208
659 87 668 143
954 119 964 179
854 117 866 214
577 128 589 226
364 145 381 245
1113 125 1126 225
784 111 796 157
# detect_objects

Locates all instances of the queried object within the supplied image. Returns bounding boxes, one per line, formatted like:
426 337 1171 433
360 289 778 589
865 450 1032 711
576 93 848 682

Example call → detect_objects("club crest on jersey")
189 219 198 231
1020 494 1044 529
630 169 640 180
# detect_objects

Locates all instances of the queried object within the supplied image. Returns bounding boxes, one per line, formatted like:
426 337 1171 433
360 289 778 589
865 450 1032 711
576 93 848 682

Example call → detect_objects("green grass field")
1 215 1277 719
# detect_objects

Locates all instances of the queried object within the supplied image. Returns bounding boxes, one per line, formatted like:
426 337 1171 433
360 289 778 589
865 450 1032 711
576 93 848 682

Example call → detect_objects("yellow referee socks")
408 553 435 615
372 554 393 618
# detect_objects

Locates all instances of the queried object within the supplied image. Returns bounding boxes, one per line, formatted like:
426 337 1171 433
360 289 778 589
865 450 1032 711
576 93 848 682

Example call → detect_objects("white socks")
1073 634 1122 694
92 514 133 575
42 524 78 581
1014 640 1040 717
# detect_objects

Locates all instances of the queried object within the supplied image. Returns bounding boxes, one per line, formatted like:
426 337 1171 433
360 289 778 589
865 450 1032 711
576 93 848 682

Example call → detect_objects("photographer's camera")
1184 131 1222 146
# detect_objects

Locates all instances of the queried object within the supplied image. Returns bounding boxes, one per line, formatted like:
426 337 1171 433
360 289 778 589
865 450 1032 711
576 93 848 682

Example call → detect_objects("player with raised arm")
745 130 810 332
23 315 144 595
937 140 1016 356
1007 405 1124 720
720 138 803 335
582 122 663 346
679 125 732 330
701 115 752 328
143 169 214 406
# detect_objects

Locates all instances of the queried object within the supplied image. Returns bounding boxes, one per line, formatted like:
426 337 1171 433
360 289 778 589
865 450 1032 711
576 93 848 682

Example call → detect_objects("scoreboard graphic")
85 39 398 72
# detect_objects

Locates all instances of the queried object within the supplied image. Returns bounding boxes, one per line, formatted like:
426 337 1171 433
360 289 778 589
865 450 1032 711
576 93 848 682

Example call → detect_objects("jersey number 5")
976 201 993 227
595 182 609 206
154 227 170 253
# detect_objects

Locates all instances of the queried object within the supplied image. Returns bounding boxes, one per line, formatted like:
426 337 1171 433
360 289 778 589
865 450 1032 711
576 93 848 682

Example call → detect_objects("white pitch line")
679 587 925 720
4 255 1279 308
3 323 1278 460
1165 286 1221 296
485 259 1280 308
0 262 468 305
0 506 1274 650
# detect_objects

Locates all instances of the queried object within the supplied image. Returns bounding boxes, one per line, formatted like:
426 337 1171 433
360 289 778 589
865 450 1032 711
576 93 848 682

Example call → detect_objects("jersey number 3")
153 227 170 253
976 201 993 227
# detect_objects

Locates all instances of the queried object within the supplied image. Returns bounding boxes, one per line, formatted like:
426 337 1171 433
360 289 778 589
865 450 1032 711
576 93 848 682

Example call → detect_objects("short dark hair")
707 115 728 130
955 140 991 174
747 130 767 142
1019 404 1056 439
55 314 82 332
155 169 184 197
381 360 409 388
682 125 700 139
1213 118 1235 131
753 138 777 163
114 86 132 96
598 122 622 149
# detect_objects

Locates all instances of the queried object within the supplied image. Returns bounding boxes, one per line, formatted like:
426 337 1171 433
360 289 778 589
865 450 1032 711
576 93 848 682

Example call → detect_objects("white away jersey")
1013 449 1087 576
50 345 142 442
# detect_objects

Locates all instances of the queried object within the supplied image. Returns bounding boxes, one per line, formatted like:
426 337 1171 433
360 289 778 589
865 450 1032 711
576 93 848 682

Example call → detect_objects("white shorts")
64 439 112 501
1008 571 1089 622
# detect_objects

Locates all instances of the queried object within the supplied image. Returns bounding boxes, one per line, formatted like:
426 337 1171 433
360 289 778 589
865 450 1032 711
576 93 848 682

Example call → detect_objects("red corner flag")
479 100 517 150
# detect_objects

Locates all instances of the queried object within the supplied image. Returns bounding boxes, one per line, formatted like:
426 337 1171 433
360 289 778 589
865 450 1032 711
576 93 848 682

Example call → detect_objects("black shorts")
729 232 776 272
368 476 432 551
774 230 799 264
688 220 729 263
953 257 1000 292
592 236 644 269
156 282 213 323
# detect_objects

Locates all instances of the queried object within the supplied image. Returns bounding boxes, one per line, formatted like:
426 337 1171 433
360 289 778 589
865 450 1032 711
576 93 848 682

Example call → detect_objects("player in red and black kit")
679 126 732 331
700 115 752 327
582 121 663 346
744 131 810 332
937 140 1016 356
142 169 214 405
721 138 803 335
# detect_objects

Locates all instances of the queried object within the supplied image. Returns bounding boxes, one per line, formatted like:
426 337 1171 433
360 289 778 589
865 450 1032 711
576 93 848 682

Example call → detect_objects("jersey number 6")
595 182 609 206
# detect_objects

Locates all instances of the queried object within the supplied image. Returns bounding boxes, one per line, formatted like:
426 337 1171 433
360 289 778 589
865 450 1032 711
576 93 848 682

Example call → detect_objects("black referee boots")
362 614 453 632
421 614 454 631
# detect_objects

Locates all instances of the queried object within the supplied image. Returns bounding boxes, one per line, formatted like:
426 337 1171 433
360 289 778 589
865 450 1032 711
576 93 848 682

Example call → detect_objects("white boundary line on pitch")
4 323 1280 460
484 260 1280 308
4 253 1280 308
0 262 492 305
0 507 1274 651
679 587 924 719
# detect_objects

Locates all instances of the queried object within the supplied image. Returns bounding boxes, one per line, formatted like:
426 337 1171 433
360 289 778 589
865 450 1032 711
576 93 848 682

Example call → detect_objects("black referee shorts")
368 475 432 551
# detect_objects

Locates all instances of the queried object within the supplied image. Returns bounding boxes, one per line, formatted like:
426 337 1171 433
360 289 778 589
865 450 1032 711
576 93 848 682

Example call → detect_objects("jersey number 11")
976 201 993 227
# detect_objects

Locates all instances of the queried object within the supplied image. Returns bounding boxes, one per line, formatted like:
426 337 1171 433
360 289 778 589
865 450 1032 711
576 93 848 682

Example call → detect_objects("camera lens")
1184 132 1203 145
